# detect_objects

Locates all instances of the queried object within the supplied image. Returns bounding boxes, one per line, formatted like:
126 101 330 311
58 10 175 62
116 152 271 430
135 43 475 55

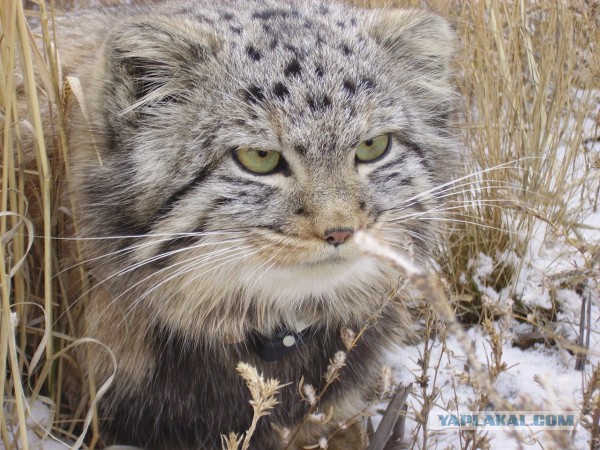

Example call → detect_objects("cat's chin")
266 238 365 267
240 253 387 302
300 251 346 267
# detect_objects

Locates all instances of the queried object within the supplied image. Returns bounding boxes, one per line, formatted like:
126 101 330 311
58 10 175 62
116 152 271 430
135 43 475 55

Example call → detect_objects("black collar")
250 326 316 361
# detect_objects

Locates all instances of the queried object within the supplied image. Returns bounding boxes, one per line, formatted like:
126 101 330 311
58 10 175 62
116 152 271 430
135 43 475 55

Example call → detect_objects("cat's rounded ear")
103 17 222 110
368 9 455 78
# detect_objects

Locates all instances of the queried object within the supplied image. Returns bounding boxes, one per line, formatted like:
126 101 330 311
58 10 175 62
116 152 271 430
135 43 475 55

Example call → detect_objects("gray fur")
61 1 459 448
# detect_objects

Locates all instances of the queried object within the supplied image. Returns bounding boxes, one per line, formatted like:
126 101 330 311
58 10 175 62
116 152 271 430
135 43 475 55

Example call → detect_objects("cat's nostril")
324 228 354 246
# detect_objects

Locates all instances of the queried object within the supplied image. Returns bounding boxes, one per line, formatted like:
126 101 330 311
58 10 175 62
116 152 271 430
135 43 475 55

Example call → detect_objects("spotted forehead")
213 4 383 149
231 5 378 86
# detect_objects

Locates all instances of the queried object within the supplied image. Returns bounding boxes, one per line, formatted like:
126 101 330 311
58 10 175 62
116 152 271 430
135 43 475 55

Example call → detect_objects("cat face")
71 2 458 336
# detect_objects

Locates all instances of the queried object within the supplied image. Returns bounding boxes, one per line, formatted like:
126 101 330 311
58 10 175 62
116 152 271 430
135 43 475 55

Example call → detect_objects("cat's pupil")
365 139 373 146
257 150 268 158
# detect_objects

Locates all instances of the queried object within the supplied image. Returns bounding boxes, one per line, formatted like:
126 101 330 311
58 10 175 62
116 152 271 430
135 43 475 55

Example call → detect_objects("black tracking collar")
250 326 316 361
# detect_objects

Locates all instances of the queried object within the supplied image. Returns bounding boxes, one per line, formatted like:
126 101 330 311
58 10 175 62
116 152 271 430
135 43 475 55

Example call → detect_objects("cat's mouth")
288 240 364 268
249 226 379 268
304 251 345 266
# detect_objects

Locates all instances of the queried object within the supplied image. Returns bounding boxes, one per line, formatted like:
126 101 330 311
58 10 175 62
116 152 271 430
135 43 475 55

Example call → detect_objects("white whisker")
56 238 250 325
54 231 247 277
393 158 546 208
142 244 275 325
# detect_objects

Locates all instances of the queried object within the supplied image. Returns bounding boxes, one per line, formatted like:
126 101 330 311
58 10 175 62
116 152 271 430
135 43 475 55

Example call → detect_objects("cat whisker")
385 199 521 224
55 238 251 325
383 179 548 216
431 180 548 200
400 217 518 234
135 244 275 325
386 158 547 209
379 235 413 250
245 249 284 291
381 226 439 244
184 246 285 322
54 230 249 277
107 243 261 326
45 229 248 241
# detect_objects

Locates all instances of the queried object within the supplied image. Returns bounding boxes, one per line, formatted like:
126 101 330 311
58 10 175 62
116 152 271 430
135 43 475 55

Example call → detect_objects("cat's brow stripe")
152 225 208 267
371 154 408 174
150 165 214 224
370 171 412 185
405 141 431 170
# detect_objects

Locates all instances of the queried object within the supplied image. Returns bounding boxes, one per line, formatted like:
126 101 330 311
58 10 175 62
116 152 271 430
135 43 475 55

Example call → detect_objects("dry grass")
1 0 599 449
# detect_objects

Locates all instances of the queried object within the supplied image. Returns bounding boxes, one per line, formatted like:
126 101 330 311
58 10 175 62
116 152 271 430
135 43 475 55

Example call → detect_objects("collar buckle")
250 326 315 361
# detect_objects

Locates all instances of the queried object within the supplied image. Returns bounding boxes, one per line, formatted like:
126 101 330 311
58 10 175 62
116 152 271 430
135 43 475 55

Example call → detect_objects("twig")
367 384 411 450
355 232 509 411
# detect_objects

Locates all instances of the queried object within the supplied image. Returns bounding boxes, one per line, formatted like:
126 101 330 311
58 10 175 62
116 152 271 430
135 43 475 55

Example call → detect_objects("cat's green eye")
235 148 281 174
355 134 391 163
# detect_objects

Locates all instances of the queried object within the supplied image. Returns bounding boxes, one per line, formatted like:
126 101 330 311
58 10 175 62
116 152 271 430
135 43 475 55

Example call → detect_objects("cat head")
70 1 459 338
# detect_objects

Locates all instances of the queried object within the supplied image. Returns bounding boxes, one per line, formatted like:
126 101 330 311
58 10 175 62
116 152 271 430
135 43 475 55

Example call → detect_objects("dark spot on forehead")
201 135 214 147
427 112 451 129
229 26 242 34
220 12 235 21
252 9 291 20
273 82 290 99
269 38 278 49
350 18 357 26
315 66 325 77
284 59 302 78
246 46 261 61
336 21 346 29
284 44 298 53
399 176 414 186
188 43 211 61
307 94 332 112
319 5 330 15
213 196 233 207
243 85 265 104
193 14 214 25
341 44 352 56
294 144 307 155
315 34 326 47
177 6 194 14
360 77 376 90
343 79 357 95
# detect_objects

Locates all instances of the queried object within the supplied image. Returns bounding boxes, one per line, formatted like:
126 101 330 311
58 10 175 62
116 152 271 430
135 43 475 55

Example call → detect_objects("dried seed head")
325 351 347 382
341 327 356 350
302 383 317 406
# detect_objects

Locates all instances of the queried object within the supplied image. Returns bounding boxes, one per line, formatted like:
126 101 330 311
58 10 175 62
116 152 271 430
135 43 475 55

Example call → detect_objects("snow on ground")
1 400 70 450
382 92 599 449
387 321 596 449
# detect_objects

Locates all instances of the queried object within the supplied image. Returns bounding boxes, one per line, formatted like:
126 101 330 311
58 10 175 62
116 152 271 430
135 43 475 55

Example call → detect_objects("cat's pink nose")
324 228 354 246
